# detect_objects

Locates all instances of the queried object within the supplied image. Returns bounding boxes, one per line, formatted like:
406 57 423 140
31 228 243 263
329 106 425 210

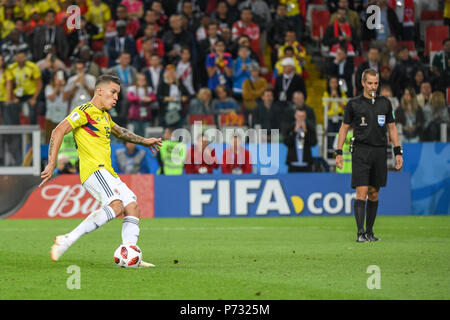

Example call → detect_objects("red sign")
8 174 154 219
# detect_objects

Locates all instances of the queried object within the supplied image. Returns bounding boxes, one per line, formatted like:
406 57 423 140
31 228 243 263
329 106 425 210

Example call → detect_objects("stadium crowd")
0 0 449 173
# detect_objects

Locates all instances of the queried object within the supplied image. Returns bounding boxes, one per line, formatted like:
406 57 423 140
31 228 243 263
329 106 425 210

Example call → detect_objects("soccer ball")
114 244 142 268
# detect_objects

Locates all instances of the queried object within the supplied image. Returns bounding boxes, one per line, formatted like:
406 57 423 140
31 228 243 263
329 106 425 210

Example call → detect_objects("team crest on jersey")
378 115 385 126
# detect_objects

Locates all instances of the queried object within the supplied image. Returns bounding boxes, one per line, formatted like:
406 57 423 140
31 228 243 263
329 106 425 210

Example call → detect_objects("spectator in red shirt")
25 9 44 35
222 134 252 174
231 7 262 65
106 4 140 38
135 23 164 57
185 133 219 174
121 0 144 20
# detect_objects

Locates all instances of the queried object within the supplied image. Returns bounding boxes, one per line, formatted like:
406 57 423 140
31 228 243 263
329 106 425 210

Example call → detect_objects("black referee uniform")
343 95 395 189
342 94 395 241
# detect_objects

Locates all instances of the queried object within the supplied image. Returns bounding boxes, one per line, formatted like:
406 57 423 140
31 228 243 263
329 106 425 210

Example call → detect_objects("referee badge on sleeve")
377 115 385 126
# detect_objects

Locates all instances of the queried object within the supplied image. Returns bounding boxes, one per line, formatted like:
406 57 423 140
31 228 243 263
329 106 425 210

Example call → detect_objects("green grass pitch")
1 216 449 300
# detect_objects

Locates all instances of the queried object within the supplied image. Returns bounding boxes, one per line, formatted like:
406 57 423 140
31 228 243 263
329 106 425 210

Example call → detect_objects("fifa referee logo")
336 69 403 242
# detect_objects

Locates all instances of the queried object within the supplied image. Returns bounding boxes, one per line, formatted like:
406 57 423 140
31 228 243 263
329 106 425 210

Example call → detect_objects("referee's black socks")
354 200 366 234
365 200 379 235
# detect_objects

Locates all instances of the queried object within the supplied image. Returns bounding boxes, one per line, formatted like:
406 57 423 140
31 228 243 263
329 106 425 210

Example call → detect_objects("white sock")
122 216 140 245
67 206 115 244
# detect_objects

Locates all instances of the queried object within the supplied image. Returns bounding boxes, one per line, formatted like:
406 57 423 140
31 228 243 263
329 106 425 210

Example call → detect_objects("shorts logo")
378 115 385 126
113 188 120 195
360 117 368 127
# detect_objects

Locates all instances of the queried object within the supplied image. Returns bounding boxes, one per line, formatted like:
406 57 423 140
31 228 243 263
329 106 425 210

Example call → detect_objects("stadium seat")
94 56 109 69
306 3 327 34
218 113 245 128
421 10 443 21
38 115 46 131
420 10 444 41
188 114 215 126
353 56 366 69
311 10 330 41
361 41 370 53
447 87 450 105
91 40 104 52
425 26 449 56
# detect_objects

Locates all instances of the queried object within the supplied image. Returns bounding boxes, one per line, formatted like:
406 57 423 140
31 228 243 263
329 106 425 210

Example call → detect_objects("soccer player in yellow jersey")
40 75 162 267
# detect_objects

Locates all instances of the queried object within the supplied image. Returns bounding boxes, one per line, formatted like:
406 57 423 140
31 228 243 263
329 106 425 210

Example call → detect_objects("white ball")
113 244 142 268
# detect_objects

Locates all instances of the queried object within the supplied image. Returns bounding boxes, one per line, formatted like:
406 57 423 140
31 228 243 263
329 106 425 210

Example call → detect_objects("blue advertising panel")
154 173 411 217
403 143 450 214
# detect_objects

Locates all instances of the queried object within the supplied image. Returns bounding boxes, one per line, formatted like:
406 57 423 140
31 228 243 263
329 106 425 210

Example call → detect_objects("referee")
336 69 403 242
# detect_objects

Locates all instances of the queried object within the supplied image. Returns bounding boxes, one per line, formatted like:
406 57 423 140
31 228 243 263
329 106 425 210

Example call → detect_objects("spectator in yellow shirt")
323 76 347 156
0 5 15 39
273 46 303 79
444 0 450 27
277 30 306 64
86 0 111 40
0 54 11 123
6 50 43 125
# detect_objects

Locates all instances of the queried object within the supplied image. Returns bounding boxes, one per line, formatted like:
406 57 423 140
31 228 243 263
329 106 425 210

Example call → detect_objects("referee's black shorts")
351 144 387 189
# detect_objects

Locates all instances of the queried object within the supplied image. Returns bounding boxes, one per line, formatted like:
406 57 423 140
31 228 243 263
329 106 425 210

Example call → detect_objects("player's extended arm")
335 123 350 170
388 122 403 170
111 124 162 153
39 119 73 187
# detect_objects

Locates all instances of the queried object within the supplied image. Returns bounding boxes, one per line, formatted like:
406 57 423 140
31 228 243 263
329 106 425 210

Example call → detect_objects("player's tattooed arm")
111 124 162 153
48 136 55 160
40 119 73 188
111 124 145 145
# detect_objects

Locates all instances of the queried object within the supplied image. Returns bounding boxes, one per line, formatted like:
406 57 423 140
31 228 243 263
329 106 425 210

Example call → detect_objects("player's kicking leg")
51 200 124 261
122 201 155 268
51 169 124 261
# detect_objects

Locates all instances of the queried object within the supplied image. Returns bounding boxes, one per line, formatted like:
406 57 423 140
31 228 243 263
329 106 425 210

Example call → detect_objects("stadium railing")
0 125 41 176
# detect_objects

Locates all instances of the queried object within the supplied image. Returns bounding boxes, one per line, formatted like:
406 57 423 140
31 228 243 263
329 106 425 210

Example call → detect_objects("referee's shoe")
356 232 368 242
365 233 380 241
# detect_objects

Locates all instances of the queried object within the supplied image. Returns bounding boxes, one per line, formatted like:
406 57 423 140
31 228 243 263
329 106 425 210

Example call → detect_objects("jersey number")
104 126 110 139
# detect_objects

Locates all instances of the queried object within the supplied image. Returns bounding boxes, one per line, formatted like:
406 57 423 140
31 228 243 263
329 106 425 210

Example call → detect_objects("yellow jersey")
278 41 307 60
445 0 450 19
323 90 347 117
280 0 301 17
86 1 111 39
66 102 118 184
6 61 41 96
0 69 10 102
